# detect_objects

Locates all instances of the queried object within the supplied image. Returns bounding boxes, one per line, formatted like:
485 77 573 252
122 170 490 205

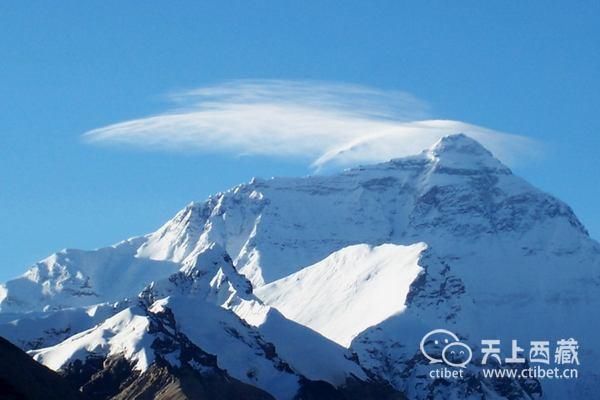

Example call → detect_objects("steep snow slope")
31 306 156 372
256 243 426 346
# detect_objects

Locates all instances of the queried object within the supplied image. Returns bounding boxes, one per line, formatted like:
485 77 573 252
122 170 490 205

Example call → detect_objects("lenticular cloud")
83 79 535 169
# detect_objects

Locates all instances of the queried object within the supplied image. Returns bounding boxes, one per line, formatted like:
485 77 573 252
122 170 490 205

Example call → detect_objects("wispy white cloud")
83 79 535 169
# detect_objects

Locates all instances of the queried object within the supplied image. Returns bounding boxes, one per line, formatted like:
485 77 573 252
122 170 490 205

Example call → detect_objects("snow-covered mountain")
1 133 599 399
0 238 179 314
26 240 378 399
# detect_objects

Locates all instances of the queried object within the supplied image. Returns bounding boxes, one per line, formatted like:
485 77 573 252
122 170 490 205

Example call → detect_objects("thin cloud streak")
83 80 536 169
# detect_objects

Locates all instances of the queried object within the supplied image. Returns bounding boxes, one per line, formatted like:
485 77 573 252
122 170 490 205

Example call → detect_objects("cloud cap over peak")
83 80 536 170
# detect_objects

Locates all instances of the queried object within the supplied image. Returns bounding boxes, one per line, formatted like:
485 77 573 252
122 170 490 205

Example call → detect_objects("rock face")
1 134 599 399
0 336 86 400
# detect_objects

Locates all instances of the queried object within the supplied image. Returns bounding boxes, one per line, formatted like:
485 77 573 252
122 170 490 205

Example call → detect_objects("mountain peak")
430 133 489 155
426 133 510 173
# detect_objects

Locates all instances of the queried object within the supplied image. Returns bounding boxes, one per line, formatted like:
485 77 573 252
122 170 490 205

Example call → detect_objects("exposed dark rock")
0 336 86 400
61 354 275 400
113 363 274 400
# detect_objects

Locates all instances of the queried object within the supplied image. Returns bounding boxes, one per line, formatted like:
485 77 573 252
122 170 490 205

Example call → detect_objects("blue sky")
1 1 599 281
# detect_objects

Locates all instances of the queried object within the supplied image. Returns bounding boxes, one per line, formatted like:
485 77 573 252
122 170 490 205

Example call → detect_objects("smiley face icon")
441 341 472 368
420 329 472 368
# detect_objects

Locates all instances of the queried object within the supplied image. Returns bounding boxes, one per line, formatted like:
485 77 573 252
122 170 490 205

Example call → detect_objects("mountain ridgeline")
1 134 598 400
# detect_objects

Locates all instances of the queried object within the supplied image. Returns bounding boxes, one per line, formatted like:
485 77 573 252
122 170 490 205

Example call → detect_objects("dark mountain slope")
0 336 85 400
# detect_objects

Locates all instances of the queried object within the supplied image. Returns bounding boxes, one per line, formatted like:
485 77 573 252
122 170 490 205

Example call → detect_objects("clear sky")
1 1 599 282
